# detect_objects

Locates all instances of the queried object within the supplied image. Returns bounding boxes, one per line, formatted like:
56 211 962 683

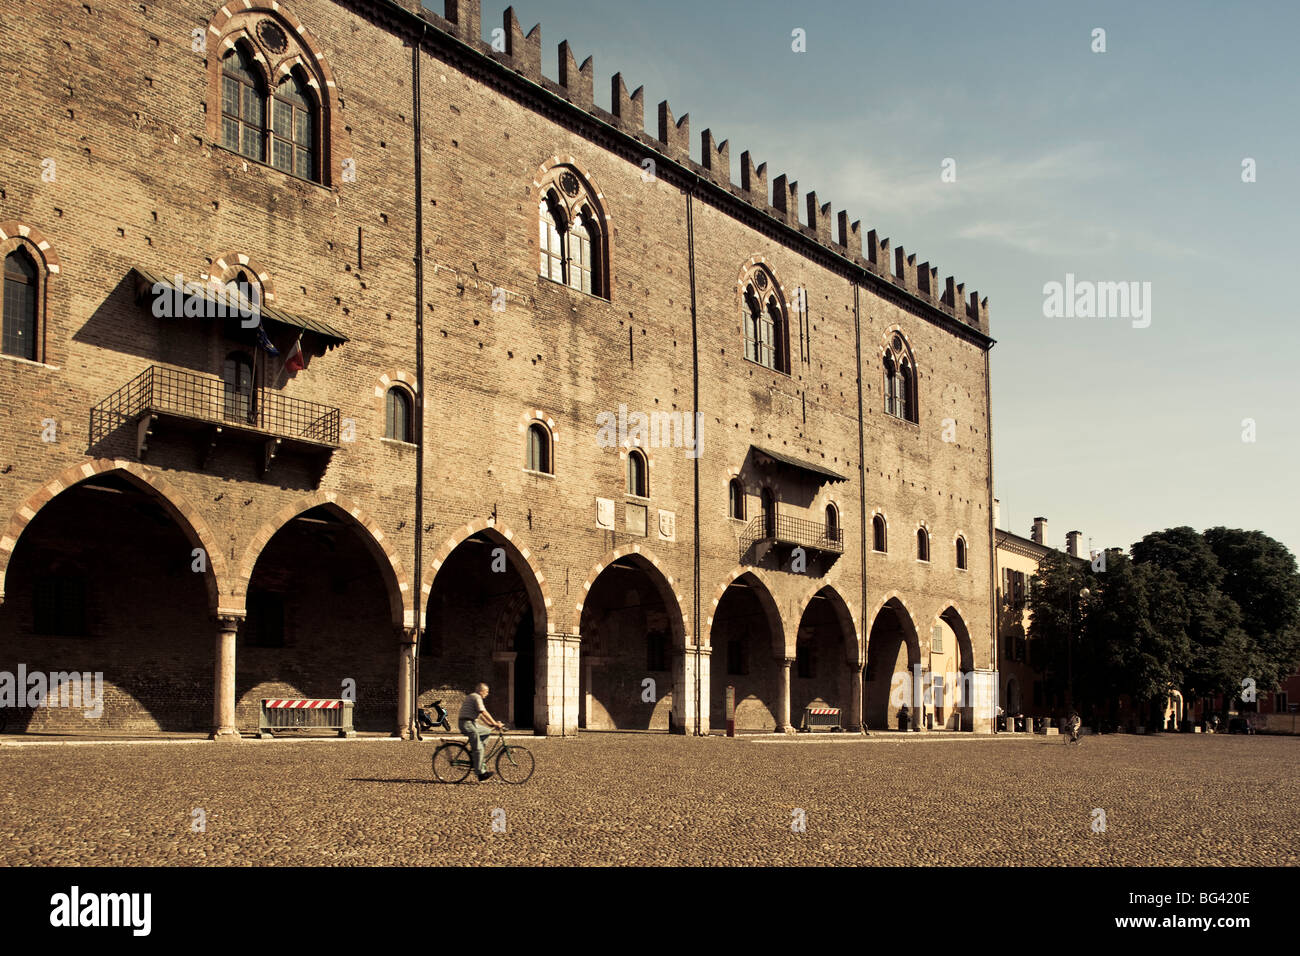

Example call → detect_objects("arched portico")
0 462 227 733
420 522 552 735
930 605 976 731
865 595 922 731
707 568 784 732
577 546 690 733
235 497 411 735
791 585 862 731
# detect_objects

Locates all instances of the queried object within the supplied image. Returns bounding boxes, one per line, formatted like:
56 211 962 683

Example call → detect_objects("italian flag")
284 336 306 375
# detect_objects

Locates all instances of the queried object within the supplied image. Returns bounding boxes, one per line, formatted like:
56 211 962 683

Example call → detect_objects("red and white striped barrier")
258 698 354 737
802 706 842 731
262 699 343 710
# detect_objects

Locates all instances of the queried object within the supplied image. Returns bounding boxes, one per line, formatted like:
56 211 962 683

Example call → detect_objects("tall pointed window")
872 514 888 553
825 503 840 544
272 71 316 181
526 422 552 474
222 44 267 162
883 332 918 423
956 535 968 570
385 387 413 443
728 478 746 520
917 527 930 562
740 264 789 374
536 167 608 299
3 246 40 360
627 449 648 498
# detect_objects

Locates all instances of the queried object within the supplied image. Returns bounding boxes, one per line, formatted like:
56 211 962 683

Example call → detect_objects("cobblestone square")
2 733 1295 866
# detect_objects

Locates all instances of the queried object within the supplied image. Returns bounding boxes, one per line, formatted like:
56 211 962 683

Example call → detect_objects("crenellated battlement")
429 0 990 334
657 101 690 162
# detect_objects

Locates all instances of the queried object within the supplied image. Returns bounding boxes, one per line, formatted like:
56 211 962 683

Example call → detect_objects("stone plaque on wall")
596 497 615 530
626 502 648 537
658 510 676 541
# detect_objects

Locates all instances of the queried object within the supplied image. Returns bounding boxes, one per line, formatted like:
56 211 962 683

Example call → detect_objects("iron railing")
90 365 340 447
739 512 845 559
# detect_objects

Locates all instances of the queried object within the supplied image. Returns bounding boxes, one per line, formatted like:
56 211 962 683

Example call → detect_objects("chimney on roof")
1031 517 1048 546
1066 530 1083 558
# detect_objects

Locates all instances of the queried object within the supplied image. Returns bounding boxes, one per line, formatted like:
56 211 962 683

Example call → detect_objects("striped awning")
751 445 849 483
131 266 349 347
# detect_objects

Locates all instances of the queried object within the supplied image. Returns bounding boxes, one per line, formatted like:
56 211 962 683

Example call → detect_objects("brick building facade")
0 0 998 736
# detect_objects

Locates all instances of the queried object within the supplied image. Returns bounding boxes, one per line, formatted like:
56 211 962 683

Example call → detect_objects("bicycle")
432 725 535 784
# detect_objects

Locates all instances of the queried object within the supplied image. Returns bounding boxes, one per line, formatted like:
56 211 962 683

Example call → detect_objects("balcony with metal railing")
90 365 340 475
738 512 844 567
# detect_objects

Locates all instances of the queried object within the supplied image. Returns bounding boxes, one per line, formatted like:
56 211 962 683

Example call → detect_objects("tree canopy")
1025 526 1298 717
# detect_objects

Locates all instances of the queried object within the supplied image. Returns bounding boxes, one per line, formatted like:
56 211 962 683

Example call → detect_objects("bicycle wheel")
495 744 535 784
432 743 472 783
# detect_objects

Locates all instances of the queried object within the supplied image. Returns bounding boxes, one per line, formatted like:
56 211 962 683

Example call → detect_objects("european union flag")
256 322 279 356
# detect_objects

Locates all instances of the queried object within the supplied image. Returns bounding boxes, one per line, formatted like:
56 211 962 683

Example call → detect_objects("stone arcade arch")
577 547 688 732
420 523 550 734
791 585 861 732
932 605 976 731
0 462 227 733
235 498 409 733
865 595 922 730
707 569 784 732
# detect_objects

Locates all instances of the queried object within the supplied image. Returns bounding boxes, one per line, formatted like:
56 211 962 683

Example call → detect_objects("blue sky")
434 0 1300 558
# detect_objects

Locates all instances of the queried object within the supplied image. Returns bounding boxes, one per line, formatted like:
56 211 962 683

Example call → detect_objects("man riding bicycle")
459 682 505 782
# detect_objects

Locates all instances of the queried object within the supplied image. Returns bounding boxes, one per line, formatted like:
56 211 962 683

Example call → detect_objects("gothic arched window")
536 168 608 299
883 332 918 423
740 264 790 374
219 35 323 185
917 527 930 562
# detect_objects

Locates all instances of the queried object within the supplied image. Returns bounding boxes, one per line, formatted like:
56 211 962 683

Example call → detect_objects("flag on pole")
284 335 306 374
256 321 279 356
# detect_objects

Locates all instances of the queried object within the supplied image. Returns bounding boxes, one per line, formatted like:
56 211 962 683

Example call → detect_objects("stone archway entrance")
579 554 686 731
865 597 921 730
792 587 859 731
708 572 783 732
422 531 546 732
0 471 218 733
240 505 403 733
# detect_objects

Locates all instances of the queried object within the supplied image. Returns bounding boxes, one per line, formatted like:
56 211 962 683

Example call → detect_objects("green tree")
1203 527 1300 694
1026 552 1097 714
1084 555 1191 728
1131 527 1247 712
